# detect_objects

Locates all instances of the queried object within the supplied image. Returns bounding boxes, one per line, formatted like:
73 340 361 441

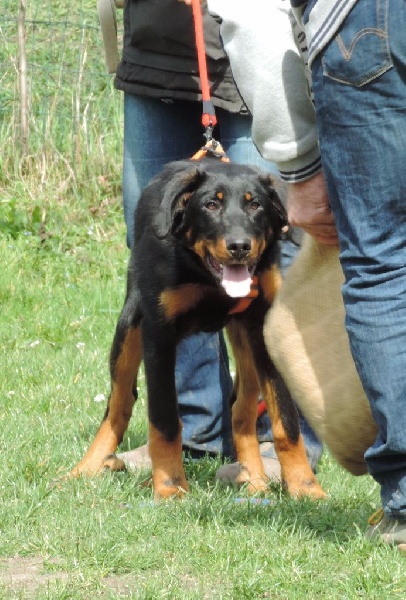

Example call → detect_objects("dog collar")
228 276 259 315
190 140 230 163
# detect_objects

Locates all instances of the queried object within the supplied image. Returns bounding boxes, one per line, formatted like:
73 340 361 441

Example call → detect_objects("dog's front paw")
233 466 269 494
153 472 189 500
284 476 327 500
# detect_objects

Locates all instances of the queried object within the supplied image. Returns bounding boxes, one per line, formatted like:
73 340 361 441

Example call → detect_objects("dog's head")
154 159 288 297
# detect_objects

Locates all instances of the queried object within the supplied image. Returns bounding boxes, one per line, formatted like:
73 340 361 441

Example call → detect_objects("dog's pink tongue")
221 265 252 298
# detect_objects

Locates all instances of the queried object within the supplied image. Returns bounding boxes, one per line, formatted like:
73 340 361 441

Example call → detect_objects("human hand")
287 171 339 246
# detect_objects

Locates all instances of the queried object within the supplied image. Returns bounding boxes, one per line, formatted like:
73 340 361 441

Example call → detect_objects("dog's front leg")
142 324 189 500
226 320 268 494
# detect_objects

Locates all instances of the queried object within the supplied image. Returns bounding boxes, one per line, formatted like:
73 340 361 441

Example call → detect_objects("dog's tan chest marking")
160 284 206 320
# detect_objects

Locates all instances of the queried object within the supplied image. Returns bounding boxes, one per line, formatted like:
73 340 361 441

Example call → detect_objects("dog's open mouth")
207 255 254 298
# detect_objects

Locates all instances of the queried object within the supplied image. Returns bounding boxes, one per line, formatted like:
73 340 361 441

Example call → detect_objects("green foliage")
0 197 42 238
0 0 123 216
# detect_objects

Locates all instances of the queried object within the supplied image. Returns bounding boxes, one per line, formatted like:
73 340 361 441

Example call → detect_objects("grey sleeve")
207 0 321 181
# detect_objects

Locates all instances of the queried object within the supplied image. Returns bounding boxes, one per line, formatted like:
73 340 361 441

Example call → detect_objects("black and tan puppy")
71 158 325 501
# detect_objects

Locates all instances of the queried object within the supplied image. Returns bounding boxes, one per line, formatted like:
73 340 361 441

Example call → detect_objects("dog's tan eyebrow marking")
216 191 224 201
244 192 253 201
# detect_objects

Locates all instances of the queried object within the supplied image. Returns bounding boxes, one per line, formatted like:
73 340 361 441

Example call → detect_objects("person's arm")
208 0 338 245
287 172 338 245
208 0 319 181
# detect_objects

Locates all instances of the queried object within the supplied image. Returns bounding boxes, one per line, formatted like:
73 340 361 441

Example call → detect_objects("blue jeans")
123 93 321 463
311 0 406 519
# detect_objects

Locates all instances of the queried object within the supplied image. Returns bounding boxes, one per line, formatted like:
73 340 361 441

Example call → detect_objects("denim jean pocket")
321 0 393 87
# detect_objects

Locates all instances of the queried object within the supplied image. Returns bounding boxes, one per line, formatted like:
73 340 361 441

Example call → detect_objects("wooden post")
17 0 29 153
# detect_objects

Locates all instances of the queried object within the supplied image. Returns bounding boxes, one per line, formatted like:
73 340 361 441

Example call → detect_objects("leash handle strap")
97 0 121 74
191 0 217 129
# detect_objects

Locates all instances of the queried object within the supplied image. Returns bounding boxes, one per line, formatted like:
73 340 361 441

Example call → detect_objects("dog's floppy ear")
153 165 206 239
259 175 290 239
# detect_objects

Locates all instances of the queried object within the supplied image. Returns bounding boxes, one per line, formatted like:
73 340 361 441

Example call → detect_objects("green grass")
1 206 406 600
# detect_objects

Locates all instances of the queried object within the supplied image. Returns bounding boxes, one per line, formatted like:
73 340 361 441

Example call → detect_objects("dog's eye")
249 201 261 211
205 200 220 211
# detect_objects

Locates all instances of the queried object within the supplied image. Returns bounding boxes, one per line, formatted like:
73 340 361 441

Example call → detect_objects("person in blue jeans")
302 0 406 549
208 0 406 549
113 0 322 478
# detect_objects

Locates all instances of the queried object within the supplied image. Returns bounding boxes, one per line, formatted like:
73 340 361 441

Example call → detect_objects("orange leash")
190 0 229 161
191 0 217 131
190 0 259 315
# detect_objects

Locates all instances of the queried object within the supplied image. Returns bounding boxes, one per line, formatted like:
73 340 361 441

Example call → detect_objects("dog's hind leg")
259 377 326 499
245 320 326 500
70 303 142 476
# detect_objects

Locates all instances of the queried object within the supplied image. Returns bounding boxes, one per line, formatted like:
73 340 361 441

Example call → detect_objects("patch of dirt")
0 557 160 599
0 556 206 598
0 556 68 598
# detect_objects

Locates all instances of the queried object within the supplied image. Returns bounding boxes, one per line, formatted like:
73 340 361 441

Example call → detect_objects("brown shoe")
116 444 152 471
215 442 282 484
367 509 406 552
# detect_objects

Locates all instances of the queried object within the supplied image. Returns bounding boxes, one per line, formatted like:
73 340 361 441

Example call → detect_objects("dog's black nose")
226 238 251 259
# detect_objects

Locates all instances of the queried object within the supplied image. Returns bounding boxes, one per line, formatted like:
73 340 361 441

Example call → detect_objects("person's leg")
311 1 406 534
216 108 323 468
122 94 234 458
123 95 205 247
